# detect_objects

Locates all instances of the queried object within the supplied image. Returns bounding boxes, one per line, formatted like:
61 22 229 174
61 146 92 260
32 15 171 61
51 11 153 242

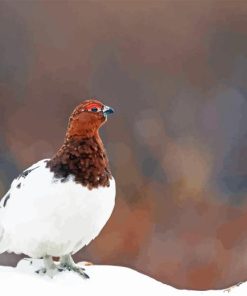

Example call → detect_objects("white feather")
0 159 116 258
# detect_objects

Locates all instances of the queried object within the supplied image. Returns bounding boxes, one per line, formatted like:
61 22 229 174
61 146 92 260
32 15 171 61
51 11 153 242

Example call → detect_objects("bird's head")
66 99 114 140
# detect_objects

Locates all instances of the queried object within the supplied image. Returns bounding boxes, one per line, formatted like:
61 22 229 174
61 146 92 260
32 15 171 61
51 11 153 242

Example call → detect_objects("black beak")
103 105 114 116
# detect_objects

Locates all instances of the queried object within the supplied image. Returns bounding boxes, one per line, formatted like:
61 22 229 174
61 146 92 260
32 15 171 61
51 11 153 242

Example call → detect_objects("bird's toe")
58 263 89 279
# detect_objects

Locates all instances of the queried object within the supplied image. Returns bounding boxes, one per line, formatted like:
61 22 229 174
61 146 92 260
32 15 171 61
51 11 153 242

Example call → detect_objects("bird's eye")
91 107 98 112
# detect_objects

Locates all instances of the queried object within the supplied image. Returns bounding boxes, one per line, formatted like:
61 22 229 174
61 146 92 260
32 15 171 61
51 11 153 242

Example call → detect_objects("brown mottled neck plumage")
47 99 114 189
46 133 112 189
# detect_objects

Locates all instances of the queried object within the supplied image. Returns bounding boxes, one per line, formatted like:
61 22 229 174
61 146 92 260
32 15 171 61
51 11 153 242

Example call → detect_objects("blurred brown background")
0 0 247 290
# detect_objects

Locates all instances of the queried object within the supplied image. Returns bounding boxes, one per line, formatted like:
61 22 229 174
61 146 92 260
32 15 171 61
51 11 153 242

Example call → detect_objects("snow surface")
0 258 244 296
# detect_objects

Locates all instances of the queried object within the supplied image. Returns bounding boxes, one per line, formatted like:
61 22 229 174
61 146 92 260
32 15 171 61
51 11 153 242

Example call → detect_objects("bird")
0 99 116 278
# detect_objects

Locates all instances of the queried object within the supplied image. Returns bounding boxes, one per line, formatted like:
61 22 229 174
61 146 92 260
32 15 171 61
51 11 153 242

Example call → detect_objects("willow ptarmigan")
0 99 115 278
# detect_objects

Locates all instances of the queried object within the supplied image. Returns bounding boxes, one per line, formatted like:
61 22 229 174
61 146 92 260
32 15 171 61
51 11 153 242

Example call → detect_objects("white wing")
0 159 50 209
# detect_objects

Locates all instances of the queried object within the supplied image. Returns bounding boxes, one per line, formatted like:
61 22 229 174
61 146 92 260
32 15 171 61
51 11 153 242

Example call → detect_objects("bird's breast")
2 169 116 257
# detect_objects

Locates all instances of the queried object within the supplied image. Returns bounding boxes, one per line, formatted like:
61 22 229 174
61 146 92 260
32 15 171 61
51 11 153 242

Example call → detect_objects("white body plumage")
0 159 116 258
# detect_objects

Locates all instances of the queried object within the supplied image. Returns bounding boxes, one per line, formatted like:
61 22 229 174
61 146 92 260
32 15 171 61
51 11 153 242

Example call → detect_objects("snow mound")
0 258 244 295
0 258 164 296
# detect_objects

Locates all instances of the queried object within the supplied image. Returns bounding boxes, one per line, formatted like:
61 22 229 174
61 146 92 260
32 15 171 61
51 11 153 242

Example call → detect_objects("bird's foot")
35 266 61 278
58 262 89 279
34 255 61 278
59 254 90 279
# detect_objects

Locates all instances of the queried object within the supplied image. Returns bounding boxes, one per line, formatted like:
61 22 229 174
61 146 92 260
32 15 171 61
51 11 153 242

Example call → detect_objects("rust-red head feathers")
66 99 114 140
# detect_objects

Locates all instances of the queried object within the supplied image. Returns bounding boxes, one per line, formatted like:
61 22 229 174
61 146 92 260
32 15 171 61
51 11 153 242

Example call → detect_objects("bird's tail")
0 206 7 254
0 225 3 243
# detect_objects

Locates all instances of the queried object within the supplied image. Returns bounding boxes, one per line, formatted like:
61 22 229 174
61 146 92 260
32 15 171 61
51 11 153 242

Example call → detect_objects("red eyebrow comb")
84 102 103 110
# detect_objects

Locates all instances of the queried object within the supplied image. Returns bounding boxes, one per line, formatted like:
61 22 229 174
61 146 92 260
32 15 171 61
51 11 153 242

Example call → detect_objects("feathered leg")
59 254 89 279
35 255 59 278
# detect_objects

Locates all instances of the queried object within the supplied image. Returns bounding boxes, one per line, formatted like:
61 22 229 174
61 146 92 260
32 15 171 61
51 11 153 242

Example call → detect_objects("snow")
0 258 244 296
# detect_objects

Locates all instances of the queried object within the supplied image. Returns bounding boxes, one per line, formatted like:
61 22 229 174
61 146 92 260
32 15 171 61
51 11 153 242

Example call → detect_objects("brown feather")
46 99 112 189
